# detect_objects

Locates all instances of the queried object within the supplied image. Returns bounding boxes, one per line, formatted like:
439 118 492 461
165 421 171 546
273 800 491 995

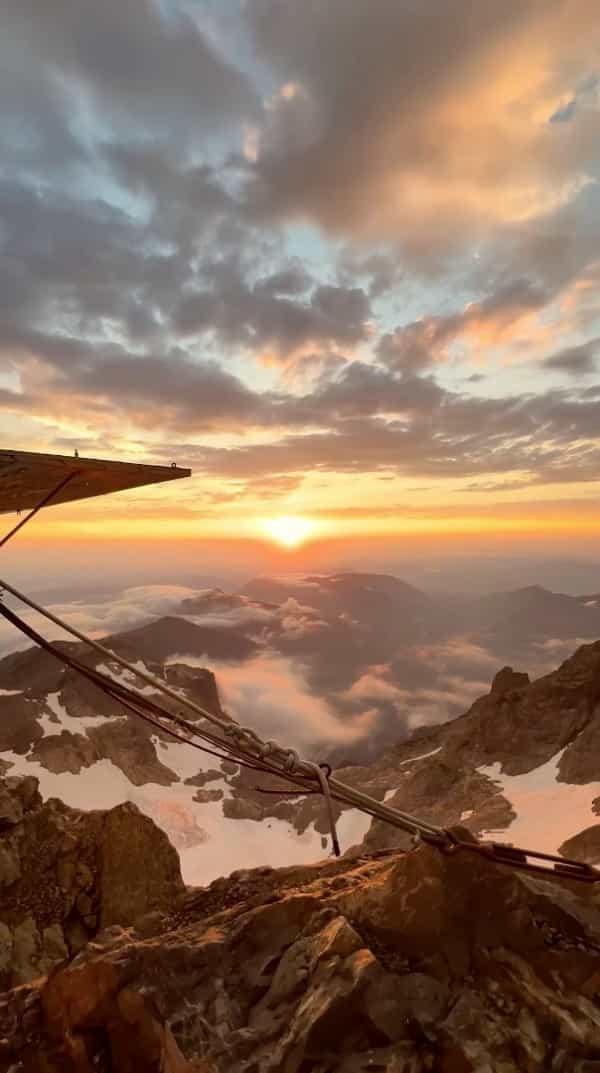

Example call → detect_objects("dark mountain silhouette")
104 614 258 663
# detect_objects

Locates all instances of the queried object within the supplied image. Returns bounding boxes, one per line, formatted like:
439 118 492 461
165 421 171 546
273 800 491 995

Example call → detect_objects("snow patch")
337 808 373 846
399 746 442 765
95 660 164 697
180 606 275 630
151 737 229 793
478 752 600 853
2 752 136 811
38 693 114 737
0 744 367 886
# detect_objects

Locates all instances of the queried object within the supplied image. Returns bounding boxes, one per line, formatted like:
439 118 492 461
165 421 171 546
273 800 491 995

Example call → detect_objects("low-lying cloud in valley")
181 652 376 754
2 573 597 763
0 585 199 659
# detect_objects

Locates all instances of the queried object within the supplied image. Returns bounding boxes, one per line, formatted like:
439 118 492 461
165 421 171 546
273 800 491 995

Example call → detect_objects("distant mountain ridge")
472 584 600 645
0 570 599 882
243 573 600 635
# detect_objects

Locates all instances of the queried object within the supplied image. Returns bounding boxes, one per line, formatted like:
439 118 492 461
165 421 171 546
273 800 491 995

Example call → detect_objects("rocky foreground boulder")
0 776 184 990
0 778 600 1072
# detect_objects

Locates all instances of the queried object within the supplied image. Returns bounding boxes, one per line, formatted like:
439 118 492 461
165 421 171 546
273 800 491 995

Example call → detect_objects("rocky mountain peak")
490 665 531 696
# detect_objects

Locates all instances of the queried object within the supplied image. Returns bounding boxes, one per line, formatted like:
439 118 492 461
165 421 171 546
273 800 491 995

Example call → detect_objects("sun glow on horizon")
260 515 318 548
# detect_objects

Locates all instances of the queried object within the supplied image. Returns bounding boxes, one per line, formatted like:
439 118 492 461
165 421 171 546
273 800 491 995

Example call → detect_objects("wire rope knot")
223 722 261 753
284 749 299 773
305 760 340 858
258 739 280 760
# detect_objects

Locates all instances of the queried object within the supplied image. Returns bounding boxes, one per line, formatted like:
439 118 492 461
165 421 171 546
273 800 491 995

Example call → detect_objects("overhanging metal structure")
0 449 191 515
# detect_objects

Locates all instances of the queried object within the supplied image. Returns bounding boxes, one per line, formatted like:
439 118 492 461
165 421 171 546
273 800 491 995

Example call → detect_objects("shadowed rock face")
561 825 600 866
108 615 258 663
0 776 184 990
490 665 531 696
0 827 600 1072
0 628 224 790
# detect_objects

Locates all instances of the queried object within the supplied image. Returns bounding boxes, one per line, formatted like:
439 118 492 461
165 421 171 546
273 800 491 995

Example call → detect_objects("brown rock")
0 840 600 1071
0 775 40 827
39 924 68 974
99 802 184 927
59 669 128 720
165 663 223 717
184 769 223 787
0 840 20 887
223 797 264 822
0 643 66 693
558 716 600 784
490 666 530 696
193 788 224 804
560 824 600 866
87 718 179 786
0 776 186 987
364 971 448 1036
0 921 13 974
0 695 44 754
29 730 98 774
11 915 41 986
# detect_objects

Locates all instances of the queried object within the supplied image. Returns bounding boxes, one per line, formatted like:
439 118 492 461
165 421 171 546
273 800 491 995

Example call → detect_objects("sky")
2 0 600 557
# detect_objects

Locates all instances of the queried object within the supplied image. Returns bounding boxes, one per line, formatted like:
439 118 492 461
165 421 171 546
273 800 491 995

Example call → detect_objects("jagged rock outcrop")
1 838 600 1072
561 826 600 866
0 776 184 989
400 640 600 780
490 665 531 696
334 640 600 854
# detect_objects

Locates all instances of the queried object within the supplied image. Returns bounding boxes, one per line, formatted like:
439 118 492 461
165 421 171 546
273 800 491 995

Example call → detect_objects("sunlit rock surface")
0 802 599 1072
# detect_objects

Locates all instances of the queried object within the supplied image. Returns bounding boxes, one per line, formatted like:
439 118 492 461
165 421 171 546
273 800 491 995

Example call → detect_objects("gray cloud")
0 584 200 659
104 144 235 241
0 179 176 339
173 268 371 357
3 0 258 138
544 339 599 376
187 381 600 487
337 248 404 299
0 171 372 384
377 279 548 374
245 0 600 260
255 266 312 297
7 347 262 433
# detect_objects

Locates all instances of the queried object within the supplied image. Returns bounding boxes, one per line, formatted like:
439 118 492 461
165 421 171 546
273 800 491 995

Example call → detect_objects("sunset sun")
260 515 317 548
